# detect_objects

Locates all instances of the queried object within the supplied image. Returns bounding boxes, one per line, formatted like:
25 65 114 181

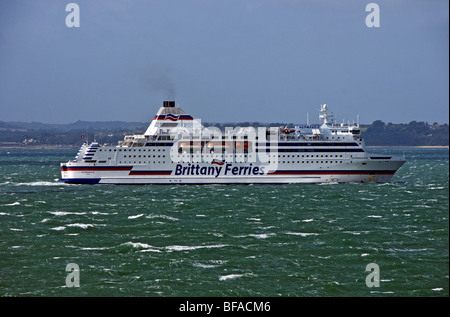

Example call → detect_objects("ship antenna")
319 104 328 125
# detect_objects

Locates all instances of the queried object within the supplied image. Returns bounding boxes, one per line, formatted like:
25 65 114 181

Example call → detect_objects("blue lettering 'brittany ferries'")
60 100 405 184
175 163 263 178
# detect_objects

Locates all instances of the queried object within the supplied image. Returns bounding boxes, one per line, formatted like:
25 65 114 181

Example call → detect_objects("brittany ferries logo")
211 159 225 166
168 126 280 177
154 114 194 121
174 162 267 178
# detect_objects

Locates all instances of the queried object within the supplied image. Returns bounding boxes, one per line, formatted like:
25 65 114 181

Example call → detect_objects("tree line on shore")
0 119 448 147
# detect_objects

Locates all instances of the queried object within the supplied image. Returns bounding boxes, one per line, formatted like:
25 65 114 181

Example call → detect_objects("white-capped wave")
51 226 66 231
343 231 362 235
235 233 275 239
194 263 216 269
146 214 179 221
193 260 226 269
285 232 319 237
15 181 66 186
91 211 112 215
124 242 154 249
219 273 254 281
5 202 20 206
165 244 228 252
120 242 162 253
80 246 110 251
48 211 86 216
67 223 94 229
219 274 244 281
248 233 275 239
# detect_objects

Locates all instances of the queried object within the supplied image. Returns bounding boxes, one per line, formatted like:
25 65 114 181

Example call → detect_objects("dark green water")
0 148 448 296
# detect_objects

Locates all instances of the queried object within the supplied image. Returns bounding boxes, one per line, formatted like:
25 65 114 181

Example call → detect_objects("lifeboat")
235 141 249 148
179 141 202 147
206 141 230 148
281 127 296 134
178 141 203 153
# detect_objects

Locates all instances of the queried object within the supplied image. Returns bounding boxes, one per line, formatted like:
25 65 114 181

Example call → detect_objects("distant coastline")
0 145 78 150
1 119 448 148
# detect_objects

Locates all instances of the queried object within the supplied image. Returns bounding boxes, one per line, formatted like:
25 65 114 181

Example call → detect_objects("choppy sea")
0 147 448 297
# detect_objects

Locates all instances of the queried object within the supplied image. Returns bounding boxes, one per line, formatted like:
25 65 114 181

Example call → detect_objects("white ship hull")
60 101 406 185
61 159 405 184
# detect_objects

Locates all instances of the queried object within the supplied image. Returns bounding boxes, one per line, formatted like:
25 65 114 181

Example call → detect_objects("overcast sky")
0 0 448 124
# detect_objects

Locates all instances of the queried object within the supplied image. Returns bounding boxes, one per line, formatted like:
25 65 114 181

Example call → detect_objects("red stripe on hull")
63 167 132 171
128 171 172 175
268 171 396 175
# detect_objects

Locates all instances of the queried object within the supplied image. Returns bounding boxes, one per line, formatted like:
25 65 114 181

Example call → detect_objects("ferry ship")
60 101 405 184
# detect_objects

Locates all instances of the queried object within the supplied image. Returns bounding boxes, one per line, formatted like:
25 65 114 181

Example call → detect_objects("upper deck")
116 101 362 148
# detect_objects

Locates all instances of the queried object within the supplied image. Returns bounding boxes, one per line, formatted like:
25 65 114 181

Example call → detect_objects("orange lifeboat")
281 127 296 134
235 142 249 148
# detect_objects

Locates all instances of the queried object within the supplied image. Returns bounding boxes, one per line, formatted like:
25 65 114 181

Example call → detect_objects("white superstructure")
60 101 405 184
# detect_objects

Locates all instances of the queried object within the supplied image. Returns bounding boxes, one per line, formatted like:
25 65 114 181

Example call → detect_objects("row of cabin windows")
276 154 343 158
112 152 345 164
100 148 165 152
123 155 166 158
119 161 162 164
117 160 344 165
277 161 344 164
100 148 347 158
107 153 344 162
98 140 361 153
176 154 344 158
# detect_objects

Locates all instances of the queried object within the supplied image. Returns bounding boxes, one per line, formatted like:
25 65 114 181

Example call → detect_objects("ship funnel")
163 100 175 108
